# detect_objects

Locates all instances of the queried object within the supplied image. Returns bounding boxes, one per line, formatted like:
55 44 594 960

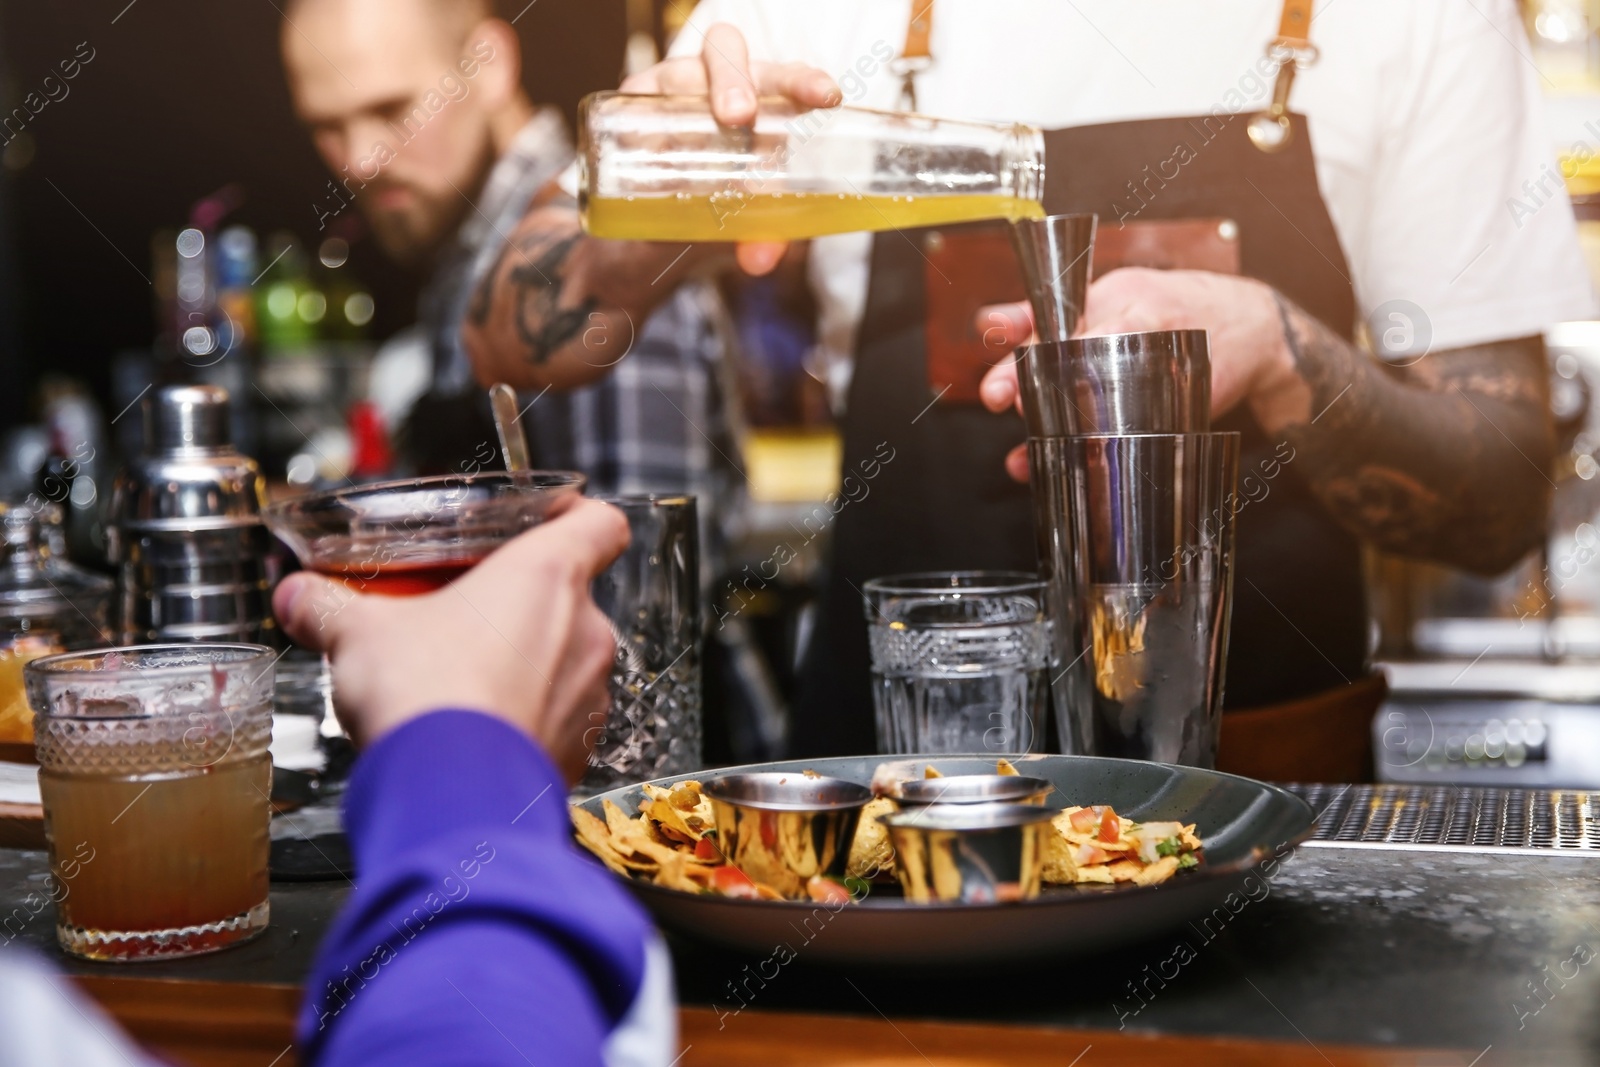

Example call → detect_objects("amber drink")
26 644 276 961
579 93 1046 242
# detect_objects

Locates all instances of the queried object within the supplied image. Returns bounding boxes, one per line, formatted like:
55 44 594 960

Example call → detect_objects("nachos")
1040 805 1204 887
573 763 1206 903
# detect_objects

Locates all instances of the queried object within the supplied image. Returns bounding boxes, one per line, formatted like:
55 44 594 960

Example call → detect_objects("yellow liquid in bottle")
582 191 1045 242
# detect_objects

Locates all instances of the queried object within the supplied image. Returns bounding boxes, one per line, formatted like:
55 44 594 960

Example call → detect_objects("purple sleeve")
300 711 653 1067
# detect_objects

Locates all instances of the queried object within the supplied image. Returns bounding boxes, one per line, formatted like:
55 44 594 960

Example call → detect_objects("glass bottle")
578 92 1045 242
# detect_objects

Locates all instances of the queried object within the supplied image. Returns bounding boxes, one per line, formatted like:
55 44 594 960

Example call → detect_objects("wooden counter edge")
64 973 1468 1067
680 1006 1468 1067
70 974 302 1067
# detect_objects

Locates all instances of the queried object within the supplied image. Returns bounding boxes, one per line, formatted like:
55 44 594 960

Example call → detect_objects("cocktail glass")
262 471 586 595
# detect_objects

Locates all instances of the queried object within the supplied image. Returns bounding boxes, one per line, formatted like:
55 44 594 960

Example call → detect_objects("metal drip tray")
1283 783 1600 854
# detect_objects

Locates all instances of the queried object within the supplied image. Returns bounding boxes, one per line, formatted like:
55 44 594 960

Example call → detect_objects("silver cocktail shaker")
108 385 277 644
1011 214 1239 767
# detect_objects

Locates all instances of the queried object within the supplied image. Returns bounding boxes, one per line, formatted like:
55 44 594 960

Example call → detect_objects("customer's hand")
273 498 630 782
976 268 1289 481
620 22 841 276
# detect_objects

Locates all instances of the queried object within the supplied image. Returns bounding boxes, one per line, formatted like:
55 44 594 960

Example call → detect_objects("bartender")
464 0 1596 779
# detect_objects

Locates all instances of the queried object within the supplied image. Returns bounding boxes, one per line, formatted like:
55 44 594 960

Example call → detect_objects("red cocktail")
318 554 485 596
264 472 586 597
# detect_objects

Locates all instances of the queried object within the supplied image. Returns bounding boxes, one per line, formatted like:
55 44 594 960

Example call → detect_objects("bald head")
282 0 525 263
285 0 493 52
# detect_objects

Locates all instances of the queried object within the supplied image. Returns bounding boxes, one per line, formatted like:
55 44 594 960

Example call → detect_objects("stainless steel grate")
1283 783 1600 852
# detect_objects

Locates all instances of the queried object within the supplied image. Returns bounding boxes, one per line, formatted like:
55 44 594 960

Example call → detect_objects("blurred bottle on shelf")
315 237 376 345
255 232 317 359
35 378 109 565
346 400 393 480
215 225 260 356
253 231 384 486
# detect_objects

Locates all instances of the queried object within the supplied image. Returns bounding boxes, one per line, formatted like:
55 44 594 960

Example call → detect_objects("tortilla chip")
654 853 716 893
848 797 897 880
571 807 616 854
924 765 943 779
1074 865 1115 884
603 799 636 839
571 807 637 876
996 759 1020 777
1041 815 1080 884
1106 860 1145 883
1133 855 1180 887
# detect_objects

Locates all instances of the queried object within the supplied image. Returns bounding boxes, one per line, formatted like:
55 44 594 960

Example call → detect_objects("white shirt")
670 0 1597 393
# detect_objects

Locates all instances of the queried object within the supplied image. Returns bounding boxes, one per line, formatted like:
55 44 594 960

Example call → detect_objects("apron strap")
1249 0 1320 153
1276 0 1315 47
890 0 934 111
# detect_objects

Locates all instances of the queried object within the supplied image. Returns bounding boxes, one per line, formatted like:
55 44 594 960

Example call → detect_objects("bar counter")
4 816 1598 1066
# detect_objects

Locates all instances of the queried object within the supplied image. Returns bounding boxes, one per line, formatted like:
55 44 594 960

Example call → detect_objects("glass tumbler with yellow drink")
578 92 1045 241
25 644 276 961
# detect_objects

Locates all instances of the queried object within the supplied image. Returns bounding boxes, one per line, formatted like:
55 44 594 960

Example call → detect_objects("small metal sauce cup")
881 802 1057 905
703 773 873 900
892 774 1054 807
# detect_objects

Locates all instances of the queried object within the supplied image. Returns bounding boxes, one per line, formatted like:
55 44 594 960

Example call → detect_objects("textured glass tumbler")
25 644 275 961
578 496 702 793
864 573 1050 756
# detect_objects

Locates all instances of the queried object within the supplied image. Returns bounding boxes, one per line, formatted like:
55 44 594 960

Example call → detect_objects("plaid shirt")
421 111 742 563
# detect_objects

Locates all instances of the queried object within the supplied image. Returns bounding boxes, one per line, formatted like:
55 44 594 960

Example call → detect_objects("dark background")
0 0 626 433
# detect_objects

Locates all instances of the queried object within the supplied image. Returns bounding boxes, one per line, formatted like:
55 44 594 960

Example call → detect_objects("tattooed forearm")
506 232 596 364
462 182 721 389
1268 293 1552 575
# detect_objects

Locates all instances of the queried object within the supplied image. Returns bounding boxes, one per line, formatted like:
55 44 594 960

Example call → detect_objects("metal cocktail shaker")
1011 214 1239 767
108 385 277 645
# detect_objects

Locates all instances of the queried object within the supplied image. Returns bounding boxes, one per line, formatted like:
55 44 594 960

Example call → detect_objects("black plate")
575 754 1315 965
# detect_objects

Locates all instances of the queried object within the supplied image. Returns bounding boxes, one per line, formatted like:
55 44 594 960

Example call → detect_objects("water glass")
25 643 276 961
578 496 702 793
863 572 1050 755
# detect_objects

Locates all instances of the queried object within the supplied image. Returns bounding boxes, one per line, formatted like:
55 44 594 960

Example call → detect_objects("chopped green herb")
1155 835 1182 858
1177 853 1198 870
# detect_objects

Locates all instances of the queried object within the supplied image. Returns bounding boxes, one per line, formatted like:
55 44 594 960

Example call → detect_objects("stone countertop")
2 841 1597 1061
668 845 1600 1062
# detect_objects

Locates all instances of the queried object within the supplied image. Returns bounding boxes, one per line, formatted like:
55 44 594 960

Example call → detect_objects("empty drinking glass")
578 496 702 793
863 572 1050 755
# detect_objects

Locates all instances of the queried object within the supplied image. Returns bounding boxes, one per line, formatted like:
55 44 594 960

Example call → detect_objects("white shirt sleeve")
1348 0 1597 354
666 0 785 63
0 953 161 1067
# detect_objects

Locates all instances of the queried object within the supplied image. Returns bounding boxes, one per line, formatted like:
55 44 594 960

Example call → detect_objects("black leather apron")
791 113 1366 758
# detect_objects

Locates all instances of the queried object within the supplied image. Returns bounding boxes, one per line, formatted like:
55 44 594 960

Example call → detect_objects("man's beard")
361 185 472 267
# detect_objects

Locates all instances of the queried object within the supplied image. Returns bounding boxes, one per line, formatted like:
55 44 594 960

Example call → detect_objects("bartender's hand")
272 499 630 783
620 22 841 276
977 268 1291 481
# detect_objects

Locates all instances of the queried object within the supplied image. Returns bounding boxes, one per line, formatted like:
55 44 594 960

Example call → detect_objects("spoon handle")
488 383 532 474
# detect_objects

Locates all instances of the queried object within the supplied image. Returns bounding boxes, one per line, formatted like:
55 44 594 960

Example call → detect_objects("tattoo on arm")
1271 292 1552 574
466 183 708 379
507 232 597 365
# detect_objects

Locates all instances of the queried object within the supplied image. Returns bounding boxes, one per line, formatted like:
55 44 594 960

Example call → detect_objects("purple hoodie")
298 711 673 1066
